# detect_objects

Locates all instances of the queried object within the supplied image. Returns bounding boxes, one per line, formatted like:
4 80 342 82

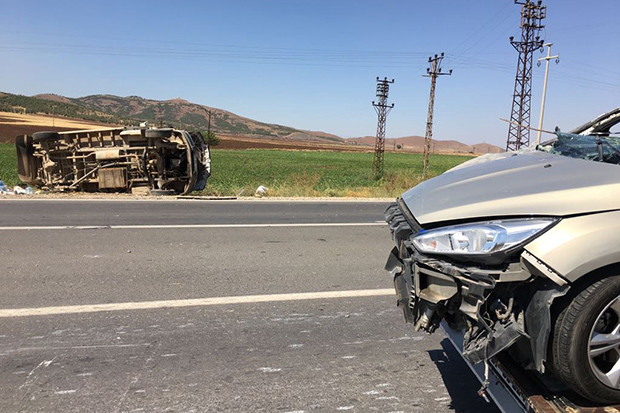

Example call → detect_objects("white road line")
12 344 151 353
0 198 392 203
0 222 385 231
0 289 395 318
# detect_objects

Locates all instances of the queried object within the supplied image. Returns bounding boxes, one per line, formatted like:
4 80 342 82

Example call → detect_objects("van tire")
145 128 173 139
32 131 60 142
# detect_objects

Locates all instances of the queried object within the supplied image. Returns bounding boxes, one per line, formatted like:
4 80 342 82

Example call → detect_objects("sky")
0 0 618 147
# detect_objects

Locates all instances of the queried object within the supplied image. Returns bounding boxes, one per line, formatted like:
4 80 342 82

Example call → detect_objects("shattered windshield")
541 132 620 165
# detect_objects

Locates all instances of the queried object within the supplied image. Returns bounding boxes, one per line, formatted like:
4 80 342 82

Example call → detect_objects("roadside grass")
0 144 17 188
0 143 473 197
201 149 471 198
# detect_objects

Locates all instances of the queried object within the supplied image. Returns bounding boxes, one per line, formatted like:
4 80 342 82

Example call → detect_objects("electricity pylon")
506 0 546 151
372 77 394 177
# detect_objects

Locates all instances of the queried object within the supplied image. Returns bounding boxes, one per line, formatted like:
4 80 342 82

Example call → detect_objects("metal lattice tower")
372 77 394 177
506 0 546 151
423 53 452 179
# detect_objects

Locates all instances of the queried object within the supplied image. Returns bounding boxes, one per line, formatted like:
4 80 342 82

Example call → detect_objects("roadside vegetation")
202 149 469 197
0 144 16 188
203 131 220 146
0 143 471 197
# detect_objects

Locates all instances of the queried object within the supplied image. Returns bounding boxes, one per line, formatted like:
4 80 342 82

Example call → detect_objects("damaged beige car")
15 127 210 194
385 108 620 405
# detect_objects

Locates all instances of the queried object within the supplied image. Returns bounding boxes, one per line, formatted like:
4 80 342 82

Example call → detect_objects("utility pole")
422 53 452 179
536 43 559 145
506 0 546 151
372 77 394 177
207 109 212 138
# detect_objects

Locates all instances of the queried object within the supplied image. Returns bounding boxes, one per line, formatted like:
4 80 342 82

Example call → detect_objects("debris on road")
13 186 27 195
255 185 269 197
0 180 11 195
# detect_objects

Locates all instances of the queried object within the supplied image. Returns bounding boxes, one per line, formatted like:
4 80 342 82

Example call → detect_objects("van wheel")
32 131 60 142
552 276 620 403
145 128 173 139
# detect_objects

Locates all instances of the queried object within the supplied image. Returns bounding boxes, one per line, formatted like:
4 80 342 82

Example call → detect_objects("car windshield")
543 132 620 165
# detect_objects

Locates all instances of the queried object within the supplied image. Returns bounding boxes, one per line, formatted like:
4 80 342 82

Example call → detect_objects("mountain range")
0 92 502 153
348 136 502 154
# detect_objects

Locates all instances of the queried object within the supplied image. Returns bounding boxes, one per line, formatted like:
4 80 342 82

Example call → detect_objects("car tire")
145 128 173 139
32 131 60 142
552 275 620 404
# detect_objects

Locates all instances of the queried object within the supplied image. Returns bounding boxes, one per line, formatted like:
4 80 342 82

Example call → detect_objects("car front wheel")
552 275 620 404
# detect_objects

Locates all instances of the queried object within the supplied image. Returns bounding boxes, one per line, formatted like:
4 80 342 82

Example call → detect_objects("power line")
3 39 617 90
450 4 515 57
0 45 427 69
446 54 620 93
0 41 432 61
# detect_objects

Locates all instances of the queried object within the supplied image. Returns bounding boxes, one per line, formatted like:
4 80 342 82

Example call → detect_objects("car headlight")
412 218 557 255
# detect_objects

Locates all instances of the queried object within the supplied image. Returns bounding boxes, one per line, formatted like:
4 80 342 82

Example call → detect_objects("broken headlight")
412 218 557 256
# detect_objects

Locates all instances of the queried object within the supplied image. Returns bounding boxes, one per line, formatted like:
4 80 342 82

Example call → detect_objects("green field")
0 144 17 189
0 143 472 197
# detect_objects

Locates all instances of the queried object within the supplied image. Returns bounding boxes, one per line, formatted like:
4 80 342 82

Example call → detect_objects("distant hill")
346 136 503 155
0 92 123 125
72 94 304 138
0 91 502 152
0 92 341 143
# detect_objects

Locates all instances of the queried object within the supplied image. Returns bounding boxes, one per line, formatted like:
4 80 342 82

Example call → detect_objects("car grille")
385 199 423 244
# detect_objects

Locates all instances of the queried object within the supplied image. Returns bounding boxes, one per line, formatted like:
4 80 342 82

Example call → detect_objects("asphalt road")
0 199 387 227
0 200 499 413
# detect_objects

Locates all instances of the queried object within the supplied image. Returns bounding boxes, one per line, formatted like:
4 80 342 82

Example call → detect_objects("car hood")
402 151 620 225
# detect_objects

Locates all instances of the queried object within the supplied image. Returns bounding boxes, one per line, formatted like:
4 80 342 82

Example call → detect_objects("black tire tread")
145 128 173 139
553 280 602 385
552 276 620 403
32 131 60 142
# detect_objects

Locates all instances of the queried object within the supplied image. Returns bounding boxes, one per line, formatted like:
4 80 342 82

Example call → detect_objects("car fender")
524 210 620 282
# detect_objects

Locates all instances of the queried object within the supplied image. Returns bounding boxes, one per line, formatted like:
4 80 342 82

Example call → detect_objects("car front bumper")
383 200 561 371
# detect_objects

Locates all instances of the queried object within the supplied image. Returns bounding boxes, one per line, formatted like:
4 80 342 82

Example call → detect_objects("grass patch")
0 143 17 187
0 143 473 197
202 149 471 198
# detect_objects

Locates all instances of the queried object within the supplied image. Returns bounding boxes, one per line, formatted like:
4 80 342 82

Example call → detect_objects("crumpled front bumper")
384 201 497 333
384 200 570 373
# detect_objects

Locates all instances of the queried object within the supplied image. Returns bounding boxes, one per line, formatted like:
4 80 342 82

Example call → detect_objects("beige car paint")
525 210 620 282
402 151 620 225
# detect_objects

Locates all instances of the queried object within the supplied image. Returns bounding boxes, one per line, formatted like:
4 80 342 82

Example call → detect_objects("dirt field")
0 111 443 154
0 112 372 152
216 134 373 152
